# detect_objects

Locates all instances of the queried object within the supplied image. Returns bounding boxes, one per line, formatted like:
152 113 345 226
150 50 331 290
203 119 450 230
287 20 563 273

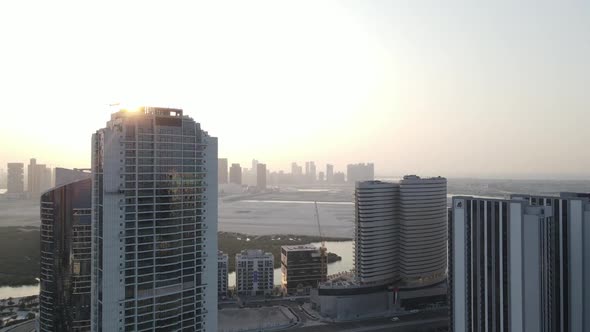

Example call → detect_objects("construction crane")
314 201 327 282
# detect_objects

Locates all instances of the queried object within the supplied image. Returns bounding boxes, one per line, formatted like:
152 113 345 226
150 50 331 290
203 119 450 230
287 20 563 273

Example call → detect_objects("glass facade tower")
91 107 218 332
40 178 92 331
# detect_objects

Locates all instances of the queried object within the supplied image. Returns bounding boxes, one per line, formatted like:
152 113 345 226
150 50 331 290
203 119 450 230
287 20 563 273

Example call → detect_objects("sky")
0 1 588 179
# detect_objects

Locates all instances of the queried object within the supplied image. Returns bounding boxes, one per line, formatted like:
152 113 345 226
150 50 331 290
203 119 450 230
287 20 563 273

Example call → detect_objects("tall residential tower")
91 107 218 332
39 177 92 331
354 176 447 286
450 193 590 332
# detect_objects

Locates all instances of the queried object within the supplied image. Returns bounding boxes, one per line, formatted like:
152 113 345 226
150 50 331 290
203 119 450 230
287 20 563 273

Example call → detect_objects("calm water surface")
0 284 39 300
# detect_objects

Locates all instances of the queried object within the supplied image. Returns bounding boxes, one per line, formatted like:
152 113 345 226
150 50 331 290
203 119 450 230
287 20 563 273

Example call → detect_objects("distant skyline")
1 1 589 179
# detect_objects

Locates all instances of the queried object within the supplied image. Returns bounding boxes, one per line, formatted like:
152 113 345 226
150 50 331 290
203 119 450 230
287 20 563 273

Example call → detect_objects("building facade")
235 250 274 296
398 175 447 285
7 162 24 194
91 107 218 332
39 178 92 331
450 193 590 332
28 158 52 196
354 181 400 284
229 163 242 185
218 252 228 297
54 168 91 187
354 176 447 286
217 158 228 184
305 161 316 183
281 245 327 295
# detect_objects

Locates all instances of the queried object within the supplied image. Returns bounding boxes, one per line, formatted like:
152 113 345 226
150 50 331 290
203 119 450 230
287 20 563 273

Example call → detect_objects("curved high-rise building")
91 107 218 332
399 175 447 285
354 176 447 287
39 177 92 332
354 181 400 284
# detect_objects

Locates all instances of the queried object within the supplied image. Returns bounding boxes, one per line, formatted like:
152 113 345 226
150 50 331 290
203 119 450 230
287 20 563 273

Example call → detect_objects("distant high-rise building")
218 158 228 184
256 163 267 190
218 251 228 297
326 164 334 183
281 245 326 295
318 171 325 182
43 167 52 190
347 163 374 183
235 249 274 296
230 163 242 185
54 167 91 187
354 176 447 286
305 161 316 182
332 172 345 184
450 193 590 332
39 178 92 332
291 162 302 176
0 167 6 189
91 107 218 331
27 158 38 193
7 162 24 194
28 158 52 196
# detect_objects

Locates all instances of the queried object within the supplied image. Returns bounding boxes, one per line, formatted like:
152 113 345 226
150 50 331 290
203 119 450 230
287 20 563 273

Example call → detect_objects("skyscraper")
39 178 92 332
218 158 228 184
326 164 334 183
91 107 218 331
354 181 399 284
291 162 301 176
305 161 316 183
354 175 447 286
28 158 51 196
256 163 266 190
229 163 242 185
450 193 590 332
347 163 375 183
7 162 24 194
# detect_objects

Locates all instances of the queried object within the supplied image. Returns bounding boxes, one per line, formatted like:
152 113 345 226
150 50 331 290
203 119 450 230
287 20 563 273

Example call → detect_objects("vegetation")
219 232 350 273
0 226 350 287
0 227 40 287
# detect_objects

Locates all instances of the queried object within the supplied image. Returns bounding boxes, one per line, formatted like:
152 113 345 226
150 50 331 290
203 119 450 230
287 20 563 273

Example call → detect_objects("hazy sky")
0 1 588 179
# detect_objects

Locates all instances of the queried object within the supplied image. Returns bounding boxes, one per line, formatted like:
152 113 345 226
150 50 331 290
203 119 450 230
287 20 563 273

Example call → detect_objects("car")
409 309 419 313
391 317 400 322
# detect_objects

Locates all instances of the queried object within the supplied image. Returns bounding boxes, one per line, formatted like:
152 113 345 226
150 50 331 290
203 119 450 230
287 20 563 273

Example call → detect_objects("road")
221 297 449 332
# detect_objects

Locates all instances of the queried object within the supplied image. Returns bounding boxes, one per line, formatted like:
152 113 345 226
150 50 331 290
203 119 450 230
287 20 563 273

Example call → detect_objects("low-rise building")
218 251 229 297
236 250 274 296
281 245 326 295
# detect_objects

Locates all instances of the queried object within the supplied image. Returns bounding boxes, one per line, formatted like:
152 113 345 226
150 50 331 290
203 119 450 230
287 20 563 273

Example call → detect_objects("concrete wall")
313 290 395 321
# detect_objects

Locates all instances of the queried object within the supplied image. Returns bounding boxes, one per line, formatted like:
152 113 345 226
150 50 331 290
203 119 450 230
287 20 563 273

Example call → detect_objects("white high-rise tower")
354 175 447 286
91 107 218 331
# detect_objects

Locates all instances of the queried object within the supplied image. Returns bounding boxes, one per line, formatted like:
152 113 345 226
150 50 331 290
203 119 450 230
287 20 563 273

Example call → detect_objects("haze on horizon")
0 1 588 179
